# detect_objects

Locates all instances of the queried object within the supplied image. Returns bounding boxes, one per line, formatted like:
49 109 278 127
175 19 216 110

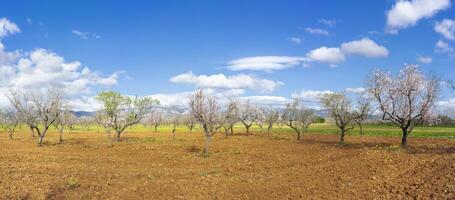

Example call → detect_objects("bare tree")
182 113 197 133
7 90 38 138
221 100 239 136
0 109 20 140
367 65 440 146
96 91 159 142
94 110 113 146
8 89 65 146
237 102 259 135
320 93 367 143
282 98 316 140
147 110 163 132
264 108 279 137
54 108 77 143
78 116 93 131
188 90 223 156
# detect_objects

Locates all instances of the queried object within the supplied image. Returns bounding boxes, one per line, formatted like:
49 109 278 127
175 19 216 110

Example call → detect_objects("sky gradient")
0 0 455 112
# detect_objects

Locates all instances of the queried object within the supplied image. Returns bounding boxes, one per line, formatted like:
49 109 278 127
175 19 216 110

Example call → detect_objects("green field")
8 123 455 140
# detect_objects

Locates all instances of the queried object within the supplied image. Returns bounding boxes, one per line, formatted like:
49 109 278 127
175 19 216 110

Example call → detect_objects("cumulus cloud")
435 40 455 57
170 71 282 93
435 18 455 40
292 90 334 102
417 55 433 63
227 56 306 72
345 87 366 93
306 47 345 64
436 98 455 116
340 38 389 58
72 30 101 39
0 18 123 109
386 0 451 33
238 96 288 107
305 27 329 36
0 18 20 38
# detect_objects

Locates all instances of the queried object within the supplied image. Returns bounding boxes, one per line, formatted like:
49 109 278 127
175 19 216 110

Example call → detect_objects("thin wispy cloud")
318 19 336 27
305 27 329 36
72 30 101 39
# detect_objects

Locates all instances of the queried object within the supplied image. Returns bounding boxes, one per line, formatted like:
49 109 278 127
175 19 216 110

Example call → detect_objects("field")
1 124 454 199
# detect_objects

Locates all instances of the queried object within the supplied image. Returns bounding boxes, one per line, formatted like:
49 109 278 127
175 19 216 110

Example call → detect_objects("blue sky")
1 0 455 111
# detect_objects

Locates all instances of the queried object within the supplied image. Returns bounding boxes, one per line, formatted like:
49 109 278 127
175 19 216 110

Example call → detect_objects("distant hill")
71 111 94 117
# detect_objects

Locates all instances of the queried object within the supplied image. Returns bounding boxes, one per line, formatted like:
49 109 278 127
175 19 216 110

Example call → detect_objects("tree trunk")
37 135 44 146
246 126 250 135
204 134 211 156
401 128 408 147
8 131 13 140
154 125 158 132
172 129 176 141
230 125 234 135
115 130 121 142
267 126 272 137
30 126 35 138
297 131 301 140
340 129 345 143
359 124 363 135
59 131 64 144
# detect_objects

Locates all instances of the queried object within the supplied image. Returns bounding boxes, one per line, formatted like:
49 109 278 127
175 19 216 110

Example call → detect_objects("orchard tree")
221 100 239 136
320 93 368 143
182 113 197 133
0 109 20 140
367 65 440 146
353 96 371 135
264 108 279 137
8 89 65 146
96 91 159 142
148 110 163 132
237 102 259 135
188 89 224 156
78 116 93 131
54 108 77 143
7 90 38 138
282 98 316 140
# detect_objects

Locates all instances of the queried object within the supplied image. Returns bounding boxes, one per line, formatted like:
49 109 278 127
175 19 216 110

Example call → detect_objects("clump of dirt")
0 131 454 199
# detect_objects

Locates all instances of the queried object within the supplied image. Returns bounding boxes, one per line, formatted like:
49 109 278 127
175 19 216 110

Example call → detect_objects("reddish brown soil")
0 130 454 199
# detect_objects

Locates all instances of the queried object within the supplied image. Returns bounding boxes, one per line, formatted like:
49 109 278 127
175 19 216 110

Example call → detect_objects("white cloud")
227 56 306 72
435 40 455 57
340 38 389 58
0 18 123 110
67 96 103 112
386 0 451 33
238 96 288 107
417 55 433 63
435 18 455 40
287 37 303 44
0 18 20 38
292 90 334 102
169 71 282 93
72 30 101 39
436 98 455 116
306 47 345 64
318 19 337 27
345 87 366 93
305 27 329 36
